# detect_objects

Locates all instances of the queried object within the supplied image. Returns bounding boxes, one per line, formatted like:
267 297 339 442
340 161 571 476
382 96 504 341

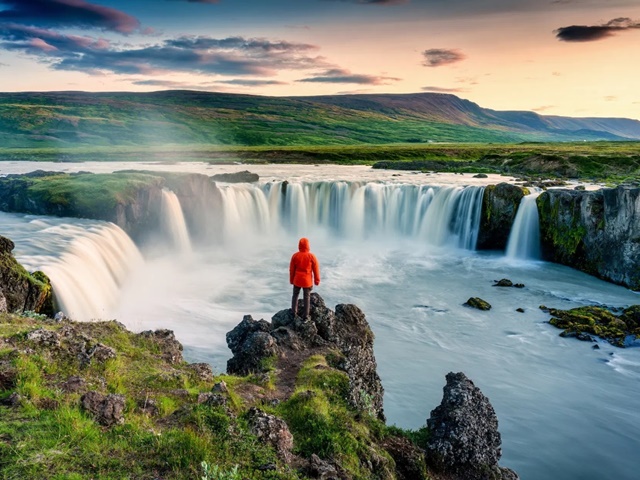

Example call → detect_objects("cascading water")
506 193 542 260
160 189 191 252
217 181 485 249
40 223 144 321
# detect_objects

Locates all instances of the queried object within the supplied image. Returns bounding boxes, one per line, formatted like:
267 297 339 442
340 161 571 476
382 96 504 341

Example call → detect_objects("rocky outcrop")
0 171 223 244
210 170 259 183
81 391 126 427
0 235 53 315
477 183 527 250
464 297 492 311
537 186 640 290
426 372 519 480
226 293 385 421
247 407 294 463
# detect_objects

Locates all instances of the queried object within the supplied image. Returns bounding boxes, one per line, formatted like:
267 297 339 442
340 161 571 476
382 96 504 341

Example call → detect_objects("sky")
0 0 639 119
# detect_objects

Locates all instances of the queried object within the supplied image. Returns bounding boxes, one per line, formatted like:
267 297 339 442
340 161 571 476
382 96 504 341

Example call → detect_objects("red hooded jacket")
290 237 320 288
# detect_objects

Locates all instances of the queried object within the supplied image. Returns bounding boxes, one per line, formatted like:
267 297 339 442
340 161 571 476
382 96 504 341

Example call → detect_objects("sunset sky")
1 0 639 119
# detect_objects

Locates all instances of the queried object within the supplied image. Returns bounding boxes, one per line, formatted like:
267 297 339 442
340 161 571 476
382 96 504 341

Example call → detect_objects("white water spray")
506 193 542 260
160 189 191 252
41 223 144 321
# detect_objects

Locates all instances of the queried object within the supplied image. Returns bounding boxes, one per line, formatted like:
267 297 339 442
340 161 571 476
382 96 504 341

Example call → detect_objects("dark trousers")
292 285 312 318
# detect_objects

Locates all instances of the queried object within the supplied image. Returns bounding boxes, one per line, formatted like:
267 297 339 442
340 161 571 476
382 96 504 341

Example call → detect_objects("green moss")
547 306 635 346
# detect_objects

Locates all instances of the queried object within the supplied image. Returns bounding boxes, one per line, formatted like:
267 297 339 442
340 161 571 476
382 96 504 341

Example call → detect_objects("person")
289 237 320 319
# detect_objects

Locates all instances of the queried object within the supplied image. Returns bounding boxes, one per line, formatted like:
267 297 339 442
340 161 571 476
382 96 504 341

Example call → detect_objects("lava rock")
382 436 428 480
187 362 214 382
464 297 492 311
140 329 183 364
247 407 294 463
210 170 259 183
516 308 525 313
426 372 519 480
80 391 125 427
307 454 339 480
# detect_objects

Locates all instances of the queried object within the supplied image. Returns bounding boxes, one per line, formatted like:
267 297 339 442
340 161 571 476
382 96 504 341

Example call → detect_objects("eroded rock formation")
477 183 526 250
226 293 385 421
537 185 640 290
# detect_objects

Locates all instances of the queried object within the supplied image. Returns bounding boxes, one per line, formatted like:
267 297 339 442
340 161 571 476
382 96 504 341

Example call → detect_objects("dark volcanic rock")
537 186 640 290
478 183 527 250
307 453 339 480
226 293 385 420
426 372 518 480
210 170 259 183
247 407 294 463
140 329 184 364
464 297 492 311
0 235 53 315
382 436 429 480
80 391 125 427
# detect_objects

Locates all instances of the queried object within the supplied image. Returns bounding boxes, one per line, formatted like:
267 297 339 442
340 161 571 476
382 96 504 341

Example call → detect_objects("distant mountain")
0 90 638 148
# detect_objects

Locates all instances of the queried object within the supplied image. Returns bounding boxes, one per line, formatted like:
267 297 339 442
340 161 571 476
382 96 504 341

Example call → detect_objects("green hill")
0 90 639 148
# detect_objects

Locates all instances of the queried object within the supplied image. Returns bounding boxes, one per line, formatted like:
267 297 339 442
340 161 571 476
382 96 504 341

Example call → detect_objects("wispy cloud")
532 105 556 112
421 86 466 93
555 17 640 42
297 68 400 84
218 79 288 86
0 0 140 34
0 26 330 77
422 48 465 67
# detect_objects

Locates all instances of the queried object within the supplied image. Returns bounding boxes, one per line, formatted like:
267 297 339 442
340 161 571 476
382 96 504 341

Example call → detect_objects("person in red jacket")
290 237 320 319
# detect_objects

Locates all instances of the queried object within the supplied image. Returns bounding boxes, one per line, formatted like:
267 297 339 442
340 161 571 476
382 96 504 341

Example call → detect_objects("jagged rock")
307 453 339 480
187 362 214 382
226 294 385 420
547 305 636 347
80 391 125 427
197 392 227 407
464 297 492 311
26 328 60 348
426 372 518 480
538 186 640 290
493 279 513 287
0 235 53 315
210 170 259 183
4 392 23 407
473 173 488 178
516 308 525 313
54 311 69 322
88 343 117 363
61 375 87 393
478 183 527 250
140 329 183 364
247 407 294 463
381 436 429 480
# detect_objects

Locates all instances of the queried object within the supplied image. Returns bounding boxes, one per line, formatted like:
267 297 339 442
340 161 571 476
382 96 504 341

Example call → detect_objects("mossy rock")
464 297 492 311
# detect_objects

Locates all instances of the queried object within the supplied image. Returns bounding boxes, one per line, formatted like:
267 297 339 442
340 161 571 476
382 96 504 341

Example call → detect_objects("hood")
298 237 310 252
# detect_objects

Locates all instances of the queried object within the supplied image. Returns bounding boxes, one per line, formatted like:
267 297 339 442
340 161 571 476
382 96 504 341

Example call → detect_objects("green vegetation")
0 314 430 479
545 305 640 347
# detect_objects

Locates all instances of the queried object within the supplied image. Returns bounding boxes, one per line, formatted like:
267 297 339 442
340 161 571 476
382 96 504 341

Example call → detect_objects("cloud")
555 17 640 42
0 0 140 34
297 68 400 84
421 86 466 93
0 26 330 76
422 48 465 67
218 79 288 86
532 105 556 112
604 95 617 102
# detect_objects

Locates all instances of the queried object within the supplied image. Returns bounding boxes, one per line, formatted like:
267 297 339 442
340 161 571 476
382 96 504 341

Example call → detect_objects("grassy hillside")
1 90 639 149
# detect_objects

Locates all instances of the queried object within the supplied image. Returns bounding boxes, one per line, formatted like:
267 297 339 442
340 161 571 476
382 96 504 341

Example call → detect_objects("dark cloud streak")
555 17 640 42
297 68 400 84
0 0 140 34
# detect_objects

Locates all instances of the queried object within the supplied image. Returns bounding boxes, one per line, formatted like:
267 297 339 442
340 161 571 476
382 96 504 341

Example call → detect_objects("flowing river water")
1 162 639 480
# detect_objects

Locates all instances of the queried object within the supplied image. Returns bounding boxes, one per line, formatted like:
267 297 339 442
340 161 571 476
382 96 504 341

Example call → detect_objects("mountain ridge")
0 90 638 147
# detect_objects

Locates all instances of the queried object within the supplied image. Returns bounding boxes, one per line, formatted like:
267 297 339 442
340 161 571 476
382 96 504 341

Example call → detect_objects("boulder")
381 436 429 480
80 391 125 427
464 297 492 311
140 329 183 364
247 407 294 463
426 372 518 480
226 293 385 421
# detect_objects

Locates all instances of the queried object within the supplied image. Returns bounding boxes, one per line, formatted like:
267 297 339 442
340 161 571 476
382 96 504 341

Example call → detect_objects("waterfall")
160 189 191 252
506 193 542 260
216 181 485 249
40 223 144 321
